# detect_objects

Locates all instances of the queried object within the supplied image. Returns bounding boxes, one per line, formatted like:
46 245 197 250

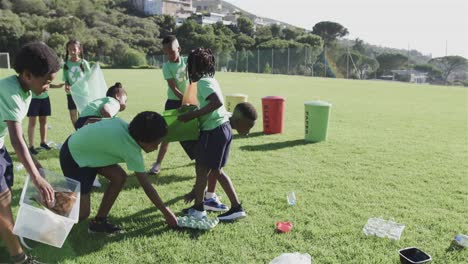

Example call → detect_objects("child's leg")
69 109 78 126
0 189 22 257
95 165 127 218
38 116 47 145
207 173 217 193
193 163 209 205
78 193 91 221
27 117 36 148
211 169 240 208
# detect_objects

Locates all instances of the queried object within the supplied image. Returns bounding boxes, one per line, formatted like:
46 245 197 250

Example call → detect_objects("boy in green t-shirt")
0 42 60 264
74 82 127 130
150 35 189 175
178 48 248 221
59 112 178 234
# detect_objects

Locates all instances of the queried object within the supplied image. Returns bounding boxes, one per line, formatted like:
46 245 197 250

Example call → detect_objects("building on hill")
129 0 195 16
193 0 224 13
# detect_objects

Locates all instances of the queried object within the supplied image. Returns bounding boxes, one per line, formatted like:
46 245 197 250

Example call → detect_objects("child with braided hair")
62 39 90 127
178 47 247 221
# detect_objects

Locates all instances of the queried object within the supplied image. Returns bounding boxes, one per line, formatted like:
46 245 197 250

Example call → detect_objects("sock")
11 252 26 264
205 192 216 199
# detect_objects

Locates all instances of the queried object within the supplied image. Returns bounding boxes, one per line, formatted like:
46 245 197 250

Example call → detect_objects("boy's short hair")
106 82 125 97
14 42 61 77
233 102 257 121
162 35 178 47
129 111 167 143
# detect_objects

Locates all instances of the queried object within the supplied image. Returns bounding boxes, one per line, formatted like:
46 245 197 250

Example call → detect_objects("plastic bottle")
15 164 24 171
454 234 468 247
287 192 296 206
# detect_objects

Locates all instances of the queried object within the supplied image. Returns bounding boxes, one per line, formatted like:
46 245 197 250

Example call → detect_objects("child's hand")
164 210 178 228
32 176 55 208
65 84 71 93
178 111 197 122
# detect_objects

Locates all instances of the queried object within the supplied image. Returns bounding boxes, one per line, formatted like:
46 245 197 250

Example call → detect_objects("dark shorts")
195 122 232 170
0 146 14 193
164 99 196 159
27 97 51 117
67 94 77 110
59 138 97 194
74 116 99 130
165 99 182 110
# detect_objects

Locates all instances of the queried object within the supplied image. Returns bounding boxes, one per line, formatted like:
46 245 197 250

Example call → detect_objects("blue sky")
225 0 468 58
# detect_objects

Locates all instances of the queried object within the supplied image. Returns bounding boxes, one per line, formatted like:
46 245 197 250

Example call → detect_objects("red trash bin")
262 96 285 134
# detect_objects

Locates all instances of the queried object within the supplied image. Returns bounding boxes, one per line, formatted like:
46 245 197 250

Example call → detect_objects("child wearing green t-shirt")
59 112 178 234
178 48 247 221
150 35 189 175
26 82 64 155
0 42 60 264
62 39 90 128
74 82 127 130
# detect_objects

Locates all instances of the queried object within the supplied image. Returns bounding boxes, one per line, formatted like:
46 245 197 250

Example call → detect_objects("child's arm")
49 83 65 88
167 79 184 100
100 103 119 118
7 121 54 205
178 92 222 122
135 172 178 228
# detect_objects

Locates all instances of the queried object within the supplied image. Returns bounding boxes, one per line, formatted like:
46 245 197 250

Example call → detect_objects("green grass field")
0 69 467 263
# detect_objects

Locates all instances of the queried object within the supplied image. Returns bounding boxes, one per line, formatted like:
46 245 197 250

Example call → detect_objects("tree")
153 14 175 38
235 33 255 50
0 11 25 54
337 51 379 79
282 27 302 40
269 24 282 39
47 33 68 58
254 25 272 44
429 56 468 84
13 0 48 15
296 34 323 49
376 53 408 76
237 16 254 36
312 21 349 47
352 38 366 54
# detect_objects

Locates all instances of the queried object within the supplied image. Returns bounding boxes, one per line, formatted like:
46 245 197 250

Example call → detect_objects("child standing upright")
62 39 90 127
178 48 246 221
149 35 189 175
0 42 59 264
26 82 64 155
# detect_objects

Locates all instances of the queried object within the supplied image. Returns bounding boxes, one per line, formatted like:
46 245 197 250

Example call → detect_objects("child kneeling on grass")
59 111 178 234
178 47 248 221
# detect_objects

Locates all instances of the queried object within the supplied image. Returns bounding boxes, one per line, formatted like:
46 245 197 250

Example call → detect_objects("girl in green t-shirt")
62 39 90 128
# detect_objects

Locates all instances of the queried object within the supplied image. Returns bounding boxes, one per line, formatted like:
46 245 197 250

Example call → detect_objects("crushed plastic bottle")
54 142 63 150
454 234 468 247
287 192 296 206
270 252 312 264
15 164 24 171
363 217 405 240
47 124 52 130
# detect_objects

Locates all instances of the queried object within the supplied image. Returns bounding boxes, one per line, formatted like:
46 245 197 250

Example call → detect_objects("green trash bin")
304 101 331 142
162 105 199 142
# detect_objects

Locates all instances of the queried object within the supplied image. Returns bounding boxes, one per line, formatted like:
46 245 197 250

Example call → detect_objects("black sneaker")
40 142 52 150
217 204 247 221
88 218 124 235
29 147 38 155
10 253 43 264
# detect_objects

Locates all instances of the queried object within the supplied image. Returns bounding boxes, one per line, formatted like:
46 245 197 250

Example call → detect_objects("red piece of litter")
276 221 293 233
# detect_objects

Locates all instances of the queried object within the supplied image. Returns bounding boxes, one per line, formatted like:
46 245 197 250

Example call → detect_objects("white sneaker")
187 208 207 220
93 178 102 188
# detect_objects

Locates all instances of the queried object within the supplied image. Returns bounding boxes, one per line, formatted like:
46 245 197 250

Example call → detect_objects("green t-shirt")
162 56 189 100
32 91 48 99
197 77 230 131
0 75 32 148
62 59 90 94
68 118 145 172
80 97 120 118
